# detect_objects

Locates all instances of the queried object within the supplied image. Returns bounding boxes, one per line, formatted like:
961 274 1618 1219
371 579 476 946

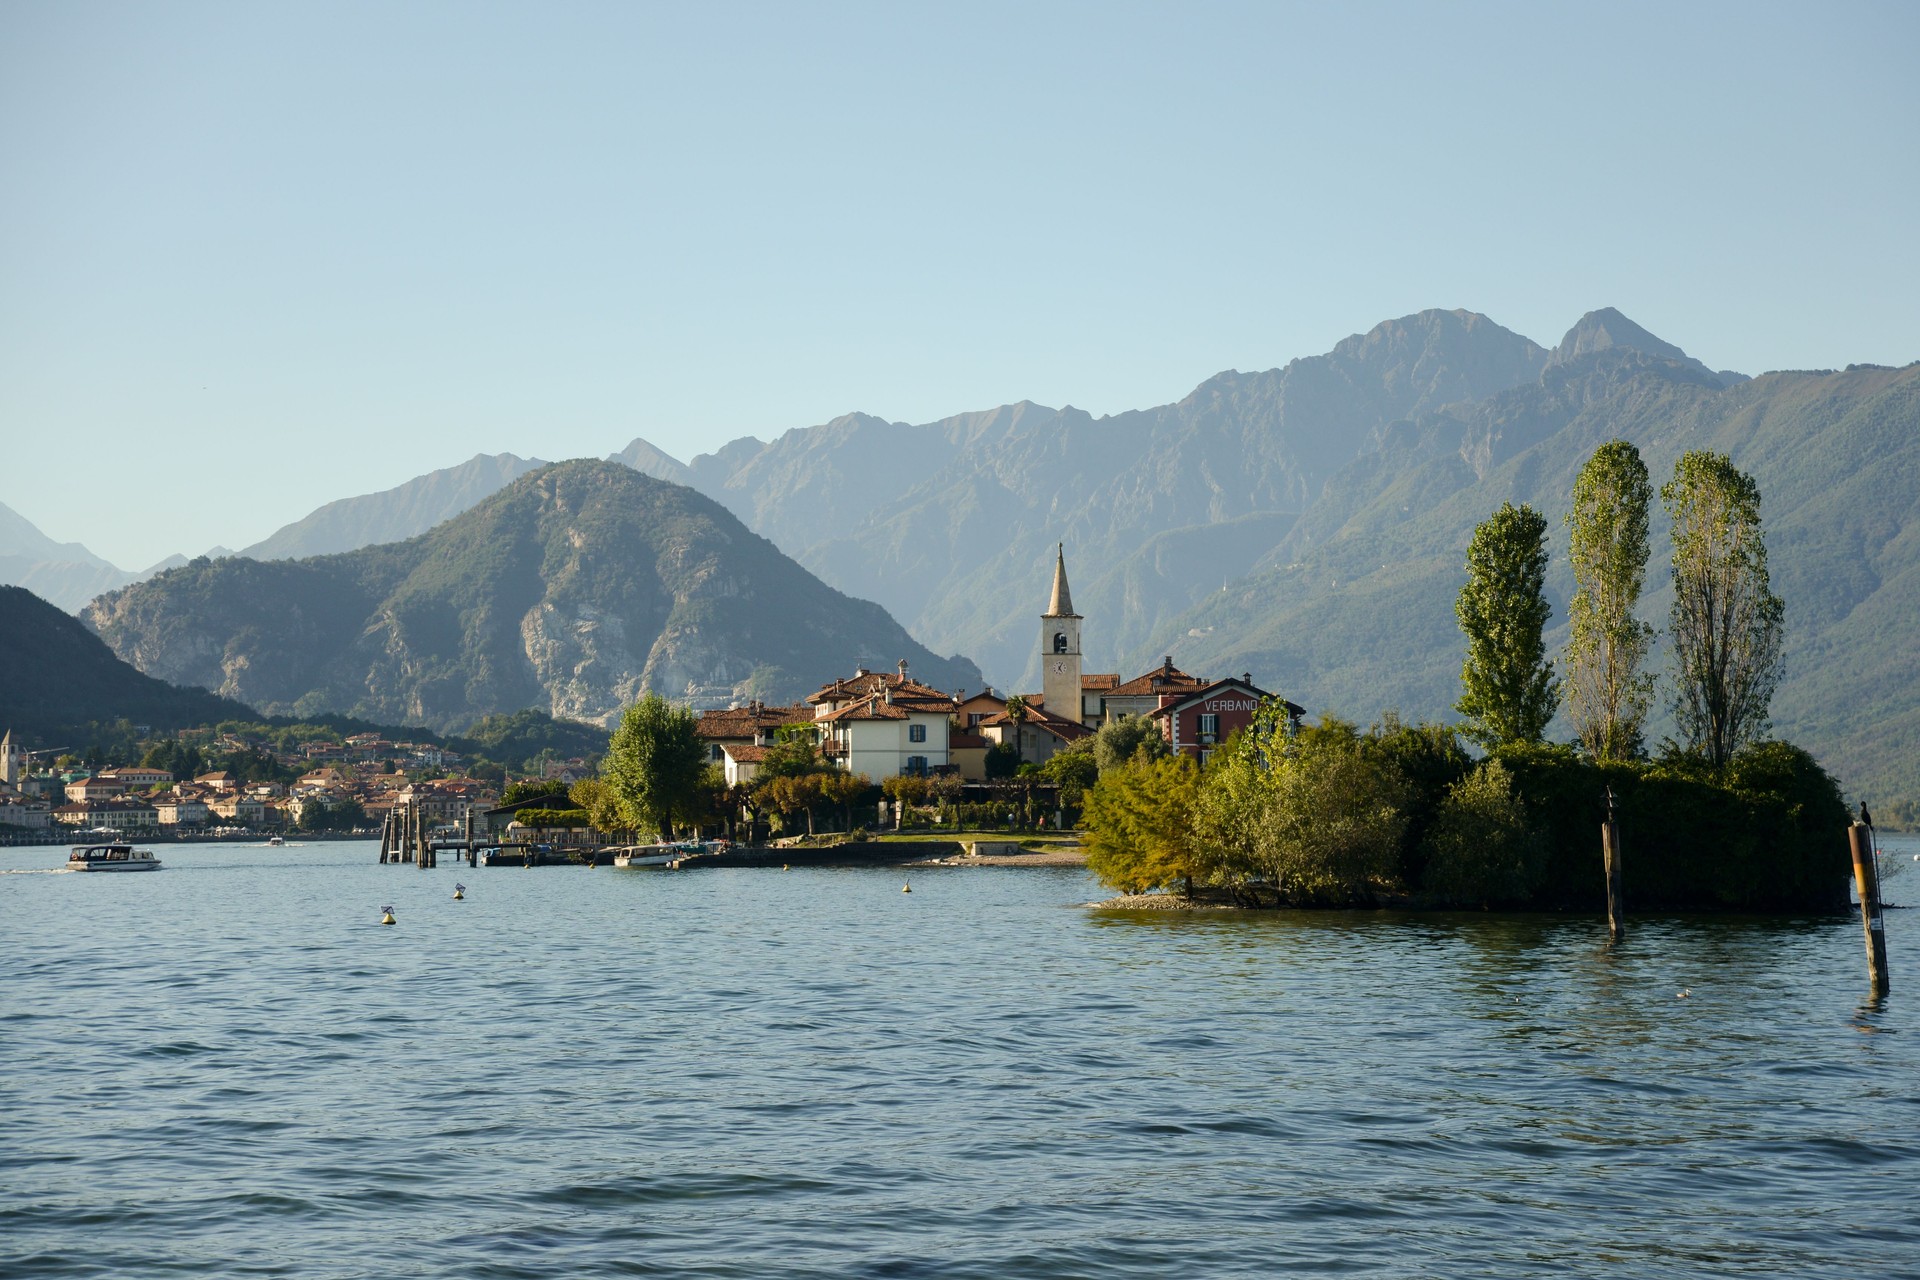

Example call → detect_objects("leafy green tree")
983 742 1023 779
1455 502 1559 748
1360 714 1472 887
756 725 827 779
1564 441 1656 760
1039 742 1099 809
1083 754 1207 896
603 693 707 841
1092 715 1169 773
1662 451 1785 769
1420 760 1544 907
882 773 930 806
762 771 827 836
1199 717 1409 905
820 770 870 833
569 776 628 836
502 778 571 806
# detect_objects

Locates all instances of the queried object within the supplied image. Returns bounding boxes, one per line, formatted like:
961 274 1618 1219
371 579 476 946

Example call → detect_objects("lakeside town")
1 550 1287 851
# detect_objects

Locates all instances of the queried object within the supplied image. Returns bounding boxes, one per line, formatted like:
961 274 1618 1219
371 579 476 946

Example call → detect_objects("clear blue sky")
3 1 1915 569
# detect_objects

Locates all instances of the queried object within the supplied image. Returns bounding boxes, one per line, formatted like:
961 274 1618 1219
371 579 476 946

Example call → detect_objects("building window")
1199 749 1214 766
908 723 927 743
1198 713 1219 737
1053 632 1069 653
907 756 928 776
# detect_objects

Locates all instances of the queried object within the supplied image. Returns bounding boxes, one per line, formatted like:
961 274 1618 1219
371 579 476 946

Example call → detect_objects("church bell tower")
1040 544 1083 724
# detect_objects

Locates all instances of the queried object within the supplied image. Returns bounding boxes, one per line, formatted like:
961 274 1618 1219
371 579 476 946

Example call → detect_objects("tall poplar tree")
1454 502 1559 749
1564 441 1656 760
1662 451 1784 769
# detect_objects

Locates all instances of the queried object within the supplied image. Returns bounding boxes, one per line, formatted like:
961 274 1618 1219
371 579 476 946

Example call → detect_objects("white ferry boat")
67 843 163 872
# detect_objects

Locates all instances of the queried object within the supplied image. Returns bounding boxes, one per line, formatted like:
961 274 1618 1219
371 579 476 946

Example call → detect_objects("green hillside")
85 461 982 733
0 584 257 745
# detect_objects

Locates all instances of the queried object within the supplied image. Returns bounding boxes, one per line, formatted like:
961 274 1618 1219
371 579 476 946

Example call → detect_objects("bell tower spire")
1040 544 1083 724
1047 542 1075 617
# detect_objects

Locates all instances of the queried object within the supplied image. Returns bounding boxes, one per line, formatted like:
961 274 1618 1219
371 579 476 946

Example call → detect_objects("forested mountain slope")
87 461 981 733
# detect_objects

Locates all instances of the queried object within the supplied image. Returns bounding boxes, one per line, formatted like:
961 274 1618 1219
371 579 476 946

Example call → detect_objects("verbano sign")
1202 697 1259 713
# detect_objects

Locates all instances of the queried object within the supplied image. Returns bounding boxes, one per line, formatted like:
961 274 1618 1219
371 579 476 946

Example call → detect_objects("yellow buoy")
902 882 912 894
453 884 465 901
380 908 396 925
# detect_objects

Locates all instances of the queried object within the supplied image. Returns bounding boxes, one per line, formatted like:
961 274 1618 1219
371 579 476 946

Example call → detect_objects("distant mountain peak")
1549 308 1747 387
1550 308 1692 365
608 437 691 484
237 452 548 561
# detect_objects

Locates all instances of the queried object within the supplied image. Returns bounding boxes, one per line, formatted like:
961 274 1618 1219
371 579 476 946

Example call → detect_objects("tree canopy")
1564 441 1655 760
1454 502 1559 749
1662 451 1785 769
603 693 707 841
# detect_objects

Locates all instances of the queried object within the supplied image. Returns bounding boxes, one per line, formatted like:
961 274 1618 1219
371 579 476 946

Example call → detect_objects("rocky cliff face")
86 461 982 732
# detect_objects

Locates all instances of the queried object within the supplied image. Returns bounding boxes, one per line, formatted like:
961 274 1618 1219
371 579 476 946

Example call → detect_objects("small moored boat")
613 846 679 868
67 844 163 872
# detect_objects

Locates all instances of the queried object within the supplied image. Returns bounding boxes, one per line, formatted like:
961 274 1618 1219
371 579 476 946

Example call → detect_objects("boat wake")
0 867 77 875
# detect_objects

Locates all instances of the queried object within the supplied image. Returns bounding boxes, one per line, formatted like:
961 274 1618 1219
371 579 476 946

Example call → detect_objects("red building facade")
1150 677 1304 763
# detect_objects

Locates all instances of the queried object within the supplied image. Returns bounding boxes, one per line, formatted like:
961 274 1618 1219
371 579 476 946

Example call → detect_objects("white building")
806 664 958 779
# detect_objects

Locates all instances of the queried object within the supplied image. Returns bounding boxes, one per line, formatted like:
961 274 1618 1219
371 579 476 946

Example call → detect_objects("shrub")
1421 760 1544 907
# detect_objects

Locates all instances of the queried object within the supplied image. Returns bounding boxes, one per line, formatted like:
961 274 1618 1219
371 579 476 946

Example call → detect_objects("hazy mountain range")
85 461 981 732
9 305 1914 806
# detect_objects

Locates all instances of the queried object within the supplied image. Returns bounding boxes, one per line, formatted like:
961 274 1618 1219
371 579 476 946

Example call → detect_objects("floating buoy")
453 883 465 901
782 864 789 872
380 906 396 926
902 882 912 894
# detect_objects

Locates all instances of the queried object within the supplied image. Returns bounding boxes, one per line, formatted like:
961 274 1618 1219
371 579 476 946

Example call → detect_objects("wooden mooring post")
1849 816 1889 995
1601 786 1624 942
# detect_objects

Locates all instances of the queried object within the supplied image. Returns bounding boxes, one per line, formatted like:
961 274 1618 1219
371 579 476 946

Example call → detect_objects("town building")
807 663 959 779
95 765 173 789
1150 675 1304 764
994 548 1299 764
153 792 211 826
209 793 269 825
64 775 126 804
0 796 51 829
53 797 159 829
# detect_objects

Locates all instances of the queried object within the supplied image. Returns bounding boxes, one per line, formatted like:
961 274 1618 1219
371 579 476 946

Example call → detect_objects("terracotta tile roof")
1146 678 1301 718
724 744 773 763
695 703 815 738
1080 673 1120 690
820 696 912 722
979 704 1092 741
949 730 990 750
806 671 957 708
1105 659 1207 699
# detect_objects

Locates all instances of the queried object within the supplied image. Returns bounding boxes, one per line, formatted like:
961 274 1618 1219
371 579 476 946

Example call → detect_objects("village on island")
0 547 1292 864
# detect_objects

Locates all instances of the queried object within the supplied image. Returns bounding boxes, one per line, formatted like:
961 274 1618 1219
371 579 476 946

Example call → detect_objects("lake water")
4 836 1918 1278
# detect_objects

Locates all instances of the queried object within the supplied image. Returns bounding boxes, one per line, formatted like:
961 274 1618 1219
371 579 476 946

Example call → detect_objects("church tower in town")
1 729 22 787
1040 545 1083 722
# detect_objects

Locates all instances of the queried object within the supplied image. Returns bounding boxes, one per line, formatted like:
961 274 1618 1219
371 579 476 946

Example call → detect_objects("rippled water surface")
4 837 1918 1278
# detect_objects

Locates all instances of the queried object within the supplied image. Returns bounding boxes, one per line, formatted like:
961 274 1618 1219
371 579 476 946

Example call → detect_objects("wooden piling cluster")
378 802 487 867
1849 820 1890 995
377 801 436 867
